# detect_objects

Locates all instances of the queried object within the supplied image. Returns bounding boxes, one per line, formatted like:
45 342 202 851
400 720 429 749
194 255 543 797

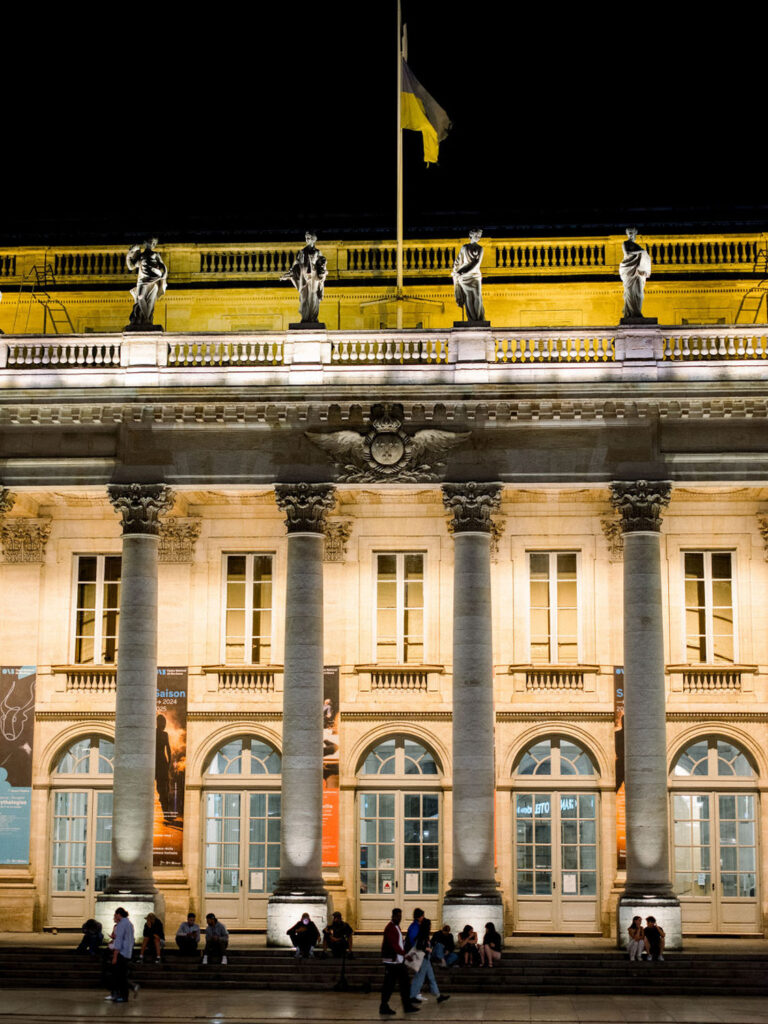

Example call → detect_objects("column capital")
0 489 15 516
610 480 671 533
274 483 336 534
107 484 175 536
442 482 502 534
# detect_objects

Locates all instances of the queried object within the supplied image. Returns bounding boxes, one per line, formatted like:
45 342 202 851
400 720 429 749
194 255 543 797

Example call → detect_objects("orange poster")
153 667 187 867
614 666 626 870
322 666 340 867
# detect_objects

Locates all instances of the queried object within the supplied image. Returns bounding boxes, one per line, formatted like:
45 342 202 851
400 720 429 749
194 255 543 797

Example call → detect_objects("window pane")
710 553 732 580
684 553 704 578
529 553 549 577
557 553 577 576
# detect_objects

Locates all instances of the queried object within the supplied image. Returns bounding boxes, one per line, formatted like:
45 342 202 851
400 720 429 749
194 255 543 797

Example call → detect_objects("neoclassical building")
0 231 767 945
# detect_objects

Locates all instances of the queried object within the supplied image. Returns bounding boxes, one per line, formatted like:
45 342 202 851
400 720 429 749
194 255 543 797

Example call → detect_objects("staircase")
0 948 765 996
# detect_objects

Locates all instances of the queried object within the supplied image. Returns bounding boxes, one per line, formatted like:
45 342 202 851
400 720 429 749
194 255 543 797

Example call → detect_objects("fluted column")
441 483 503 937
101 484 173 904
610 480 681 949
267 483 335 945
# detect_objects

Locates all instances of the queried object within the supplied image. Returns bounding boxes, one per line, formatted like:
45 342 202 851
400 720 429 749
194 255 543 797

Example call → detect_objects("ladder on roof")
735 248 768 324
13 263 75 335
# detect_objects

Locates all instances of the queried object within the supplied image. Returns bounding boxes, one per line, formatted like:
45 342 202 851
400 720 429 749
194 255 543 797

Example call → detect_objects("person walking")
107 908 134 1003
408 914 450 1005
379 908 419 1015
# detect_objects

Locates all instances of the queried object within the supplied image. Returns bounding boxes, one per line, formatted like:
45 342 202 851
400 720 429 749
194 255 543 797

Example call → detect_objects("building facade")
0 232 767 943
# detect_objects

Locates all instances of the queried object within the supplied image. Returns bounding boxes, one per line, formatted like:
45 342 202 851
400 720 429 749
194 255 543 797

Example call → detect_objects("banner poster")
0 666 36 864
322 665 340 867
153 667 188 867
614 666 626 870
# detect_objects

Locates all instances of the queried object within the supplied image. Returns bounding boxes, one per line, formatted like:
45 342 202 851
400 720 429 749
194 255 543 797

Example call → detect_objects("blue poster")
0 666 36 864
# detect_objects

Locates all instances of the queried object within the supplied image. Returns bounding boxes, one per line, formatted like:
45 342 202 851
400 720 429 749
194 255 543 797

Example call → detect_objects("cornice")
496 711 613 721
188 711 282 720
340 711 452 720
36 711 115 720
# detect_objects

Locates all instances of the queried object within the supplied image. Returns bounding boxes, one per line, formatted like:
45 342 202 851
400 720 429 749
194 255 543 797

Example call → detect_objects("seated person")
175 912 201 955
139 913 165 963
457 924 479 966
287 912 320 958
323 911 353 957
478 922 502 967
431 924 458 968
202 913 229 965
76 918 103 956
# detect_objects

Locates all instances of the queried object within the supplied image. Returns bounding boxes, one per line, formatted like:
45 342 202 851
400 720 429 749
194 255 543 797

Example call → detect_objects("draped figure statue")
452 229 486 323
126 239 167 330
619 227 652 320
281 232 328 324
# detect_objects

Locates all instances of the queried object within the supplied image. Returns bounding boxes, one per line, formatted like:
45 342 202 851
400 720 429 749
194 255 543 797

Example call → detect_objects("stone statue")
126 239 167 331
619 228 652 320
281 232 328 325
452 229 486 323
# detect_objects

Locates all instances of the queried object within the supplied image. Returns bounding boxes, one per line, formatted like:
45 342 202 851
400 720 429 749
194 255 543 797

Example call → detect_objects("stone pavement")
1 989 767 1024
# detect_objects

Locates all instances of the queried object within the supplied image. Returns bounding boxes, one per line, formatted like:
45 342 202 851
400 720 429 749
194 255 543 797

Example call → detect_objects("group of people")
627 915 666 962
286 911 354 959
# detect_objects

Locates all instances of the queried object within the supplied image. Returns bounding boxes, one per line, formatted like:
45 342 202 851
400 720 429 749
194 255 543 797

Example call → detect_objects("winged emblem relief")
305 404 470 483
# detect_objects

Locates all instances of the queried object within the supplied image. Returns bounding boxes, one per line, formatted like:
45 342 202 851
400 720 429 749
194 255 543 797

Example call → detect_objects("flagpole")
396 0 403 328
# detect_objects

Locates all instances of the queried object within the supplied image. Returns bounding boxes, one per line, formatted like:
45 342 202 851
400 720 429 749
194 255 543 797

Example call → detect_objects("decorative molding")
757 515 768 560
306 403 470 482
0 489 15 516
496 711 614 721
323 519 352 562
489 518 506 561
340 711 453 720
442 482 502 534
36 711 115 720
0 518 51 563
107 483 175 536
188 712 282 720
159 516 201 562
600 516 624 561
609 480 672 533
274 483 336 534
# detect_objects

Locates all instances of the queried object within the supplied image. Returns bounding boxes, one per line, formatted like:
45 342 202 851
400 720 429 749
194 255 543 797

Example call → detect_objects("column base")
617 894 682 951
95 892 162 941
267 893 328 947
441 896 503 941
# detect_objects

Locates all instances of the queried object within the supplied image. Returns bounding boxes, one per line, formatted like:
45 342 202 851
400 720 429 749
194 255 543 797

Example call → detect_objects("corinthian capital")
442 482 502 534
107 483 175 536
0 489 15 516
275 483 336 534
610 480 671 533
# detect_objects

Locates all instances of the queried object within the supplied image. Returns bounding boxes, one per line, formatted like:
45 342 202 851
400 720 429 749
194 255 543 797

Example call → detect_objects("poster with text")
0 666 36 864
322 665 340 867
153 667 187 867
614 666 626 870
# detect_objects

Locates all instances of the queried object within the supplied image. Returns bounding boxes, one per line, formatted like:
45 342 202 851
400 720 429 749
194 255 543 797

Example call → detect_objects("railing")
54 251 132 278
331 334 450 364
647 238 760 268
494 241 606 271
0 254 16 278
199 248 296 276
681 668 742 693
5 340 121 367
207 666 280 692
522 667 587 691
494 332 615 363
55 666 117 693
662 328 768 360
168 338 283 366
370 667 430 691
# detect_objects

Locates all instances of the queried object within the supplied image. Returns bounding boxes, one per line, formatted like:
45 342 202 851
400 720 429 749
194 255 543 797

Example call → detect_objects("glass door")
49 790 112 927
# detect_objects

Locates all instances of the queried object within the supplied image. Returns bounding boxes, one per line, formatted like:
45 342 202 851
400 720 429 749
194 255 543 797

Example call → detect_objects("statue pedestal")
453 320 491 328
124 323 164 332
620 316 657 326
289 322 326 330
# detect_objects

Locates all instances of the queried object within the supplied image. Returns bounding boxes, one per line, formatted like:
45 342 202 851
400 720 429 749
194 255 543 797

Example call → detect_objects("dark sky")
4 3 765 243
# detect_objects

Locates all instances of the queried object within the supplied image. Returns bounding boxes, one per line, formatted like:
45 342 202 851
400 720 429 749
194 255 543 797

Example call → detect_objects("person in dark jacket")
139 913 165 963
478 922 502 966
76 918 103 956
287 912 320 958
379 907 420 1015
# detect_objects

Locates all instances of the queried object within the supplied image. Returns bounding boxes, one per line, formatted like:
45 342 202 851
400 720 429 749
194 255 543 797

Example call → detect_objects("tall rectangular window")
74 555 121 664
529 552 578 664
375 553 424 664
684 552 734 664
223 554 273 664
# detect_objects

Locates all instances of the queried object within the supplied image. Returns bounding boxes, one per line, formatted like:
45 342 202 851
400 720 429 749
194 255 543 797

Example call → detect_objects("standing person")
108 908 134 1003
202 913 229 965
175 912 201 955
379 908 419 1016
478 921 502 967
627 916 645 961
431 924 458 968
643 916 666 961
287 912 320 959
323 911 353 957
408 915 449 1005
139 912 165 963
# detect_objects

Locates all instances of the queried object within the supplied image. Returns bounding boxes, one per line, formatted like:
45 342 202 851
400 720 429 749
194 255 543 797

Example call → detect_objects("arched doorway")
48 735 113 928
670 736 760 933
512 736 600 932
202 736 281 928
357 736 442 932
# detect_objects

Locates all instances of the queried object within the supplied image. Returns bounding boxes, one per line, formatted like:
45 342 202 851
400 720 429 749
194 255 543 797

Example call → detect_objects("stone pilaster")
441 483 503 938
610 480 681 949
0 519 51 563
267 484 335 945
97 484 173 930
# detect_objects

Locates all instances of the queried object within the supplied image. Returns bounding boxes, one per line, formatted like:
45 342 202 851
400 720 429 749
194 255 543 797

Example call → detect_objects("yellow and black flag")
401 59 451 165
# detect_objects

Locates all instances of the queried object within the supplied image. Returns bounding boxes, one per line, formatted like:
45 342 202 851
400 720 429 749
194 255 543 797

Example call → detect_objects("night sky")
4 3 765 243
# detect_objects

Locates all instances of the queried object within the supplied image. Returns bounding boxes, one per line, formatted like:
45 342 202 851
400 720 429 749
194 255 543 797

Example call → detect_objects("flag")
401 60 451 165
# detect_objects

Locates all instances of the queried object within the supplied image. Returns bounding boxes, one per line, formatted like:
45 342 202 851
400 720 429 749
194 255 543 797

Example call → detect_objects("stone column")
267 483 336 946
441 483 503 938
610 480 681 950
96 484 173 932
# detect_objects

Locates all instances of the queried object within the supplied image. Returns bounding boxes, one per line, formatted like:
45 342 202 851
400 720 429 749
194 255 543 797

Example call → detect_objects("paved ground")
1 988 767 1024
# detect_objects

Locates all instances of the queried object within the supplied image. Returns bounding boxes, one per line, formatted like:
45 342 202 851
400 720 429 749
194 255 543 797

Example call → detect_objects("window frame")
70 555 122 666
372 551 426 665
527 550 581 665
219 552 276 665
681 550 738 665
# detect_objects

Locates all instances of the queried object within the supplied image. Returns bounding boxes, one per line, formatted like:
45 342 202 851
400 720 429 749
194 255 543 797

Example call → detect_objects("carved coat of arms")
306 404 470 483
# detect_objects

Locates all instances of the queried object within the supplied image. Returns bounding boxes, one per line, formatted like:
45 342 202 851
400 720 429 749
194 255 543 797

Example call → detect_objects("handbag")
404 948 425 974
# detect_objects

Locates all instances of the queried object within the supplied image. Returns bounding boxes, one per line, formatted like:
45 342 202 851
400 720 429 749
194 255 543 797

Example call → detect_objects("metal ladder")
13 263 75 334
735 247 768 324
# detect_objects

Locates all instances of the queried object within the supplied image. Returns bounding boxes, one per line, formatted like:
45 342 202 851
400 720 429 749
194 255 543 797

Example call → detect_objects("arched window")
672 738 755 778
54 736 114 775
360 737 439 776
515 736 595 777
205 737 281 777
